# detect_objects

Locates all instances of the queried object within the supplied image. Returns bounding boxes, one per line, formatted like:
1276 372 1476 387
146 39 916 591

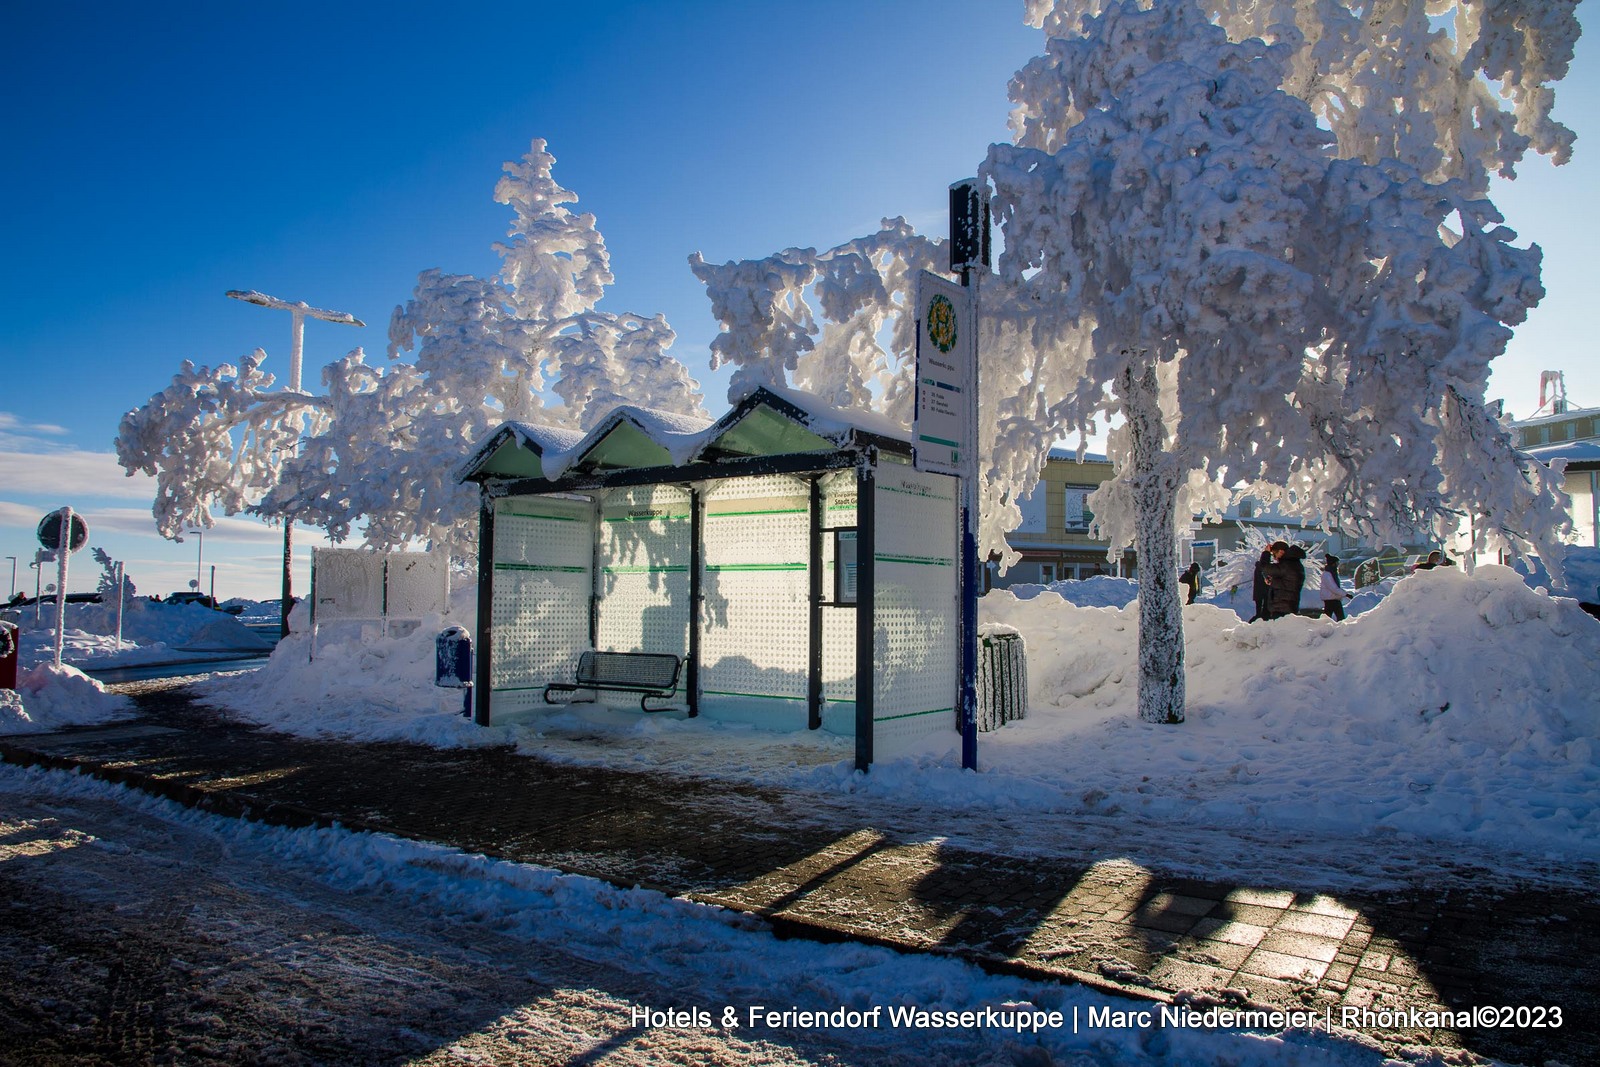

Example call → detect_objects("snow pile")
1007 574 1139 608
199 608 507 751
1514 545 1600 603
4 598 269 670
965 565 1600 858
0 662 133 734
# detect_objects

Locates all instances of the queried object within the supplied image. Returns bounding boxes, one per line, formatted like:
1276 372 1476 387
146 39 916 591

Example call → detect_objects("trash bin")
435 627 473 718
977 626 1026 732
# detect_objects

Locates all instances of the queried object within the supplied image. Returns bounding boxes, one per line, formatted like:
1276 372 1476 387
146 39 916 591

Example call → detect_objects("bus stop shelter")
457 385 960 769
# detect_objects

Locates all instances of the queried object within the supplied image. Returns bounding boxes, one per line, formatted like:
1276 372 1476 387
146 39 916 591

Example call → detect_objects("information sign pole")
913 179 989 772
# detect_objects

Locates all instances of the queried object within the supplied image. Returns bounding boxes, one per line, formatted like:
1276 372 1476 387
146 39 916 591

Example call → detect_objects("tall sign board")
914 271 977 477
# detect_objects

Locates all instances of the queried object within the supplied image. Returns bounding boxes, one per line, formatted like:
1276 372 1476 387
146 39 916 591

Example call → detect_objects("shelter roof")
457 385 913 487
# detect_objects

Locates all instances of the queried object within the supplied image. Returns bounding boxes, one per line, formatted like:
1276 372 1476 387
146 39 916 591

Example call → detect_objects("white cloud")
0 449 157 502
0 412 70 450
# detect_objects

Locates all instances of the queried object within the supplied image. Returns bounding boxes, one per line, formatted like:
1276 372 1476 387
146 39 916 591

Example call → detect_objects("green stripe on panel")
917 434 959 448
702 690 806 701
876 707 954 722
603 513 689 523
494 563 589 573
874 554 953 567
704 507 808 518
501 511 583 522
704 563 808 572
603 565 690 574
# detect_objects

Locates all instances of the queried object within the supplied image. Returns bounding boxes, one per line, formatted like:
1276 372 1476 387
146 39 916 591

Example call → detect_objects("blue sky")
2 2 1594 600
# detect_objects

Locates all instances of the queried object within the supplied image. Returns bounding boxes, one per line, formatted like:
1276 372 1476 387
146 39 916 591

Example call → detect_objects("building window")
1238 498 1255 519
1040 563 1057 584
1063 485 1095 532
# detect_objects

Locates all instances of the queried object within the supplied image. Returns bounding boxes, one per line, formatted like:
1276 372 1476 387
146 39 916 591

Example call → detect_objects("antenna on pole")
226 289 365 638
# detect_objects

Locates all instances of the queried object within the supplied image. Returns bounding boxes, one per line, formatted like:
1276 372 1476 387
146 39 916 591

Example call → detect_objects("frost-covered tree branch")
115 351 327 540
1021 0 1581 197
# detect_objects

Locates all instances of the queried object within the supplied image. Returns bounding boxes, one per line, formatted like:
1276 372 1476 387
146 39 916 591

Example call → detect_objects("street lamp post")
5 556 14 601
225 290 364 638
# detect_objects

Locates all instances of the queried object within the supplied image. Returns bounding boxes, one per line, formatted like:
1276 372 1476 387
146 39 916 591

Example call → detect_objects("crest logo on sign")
927 293 957 354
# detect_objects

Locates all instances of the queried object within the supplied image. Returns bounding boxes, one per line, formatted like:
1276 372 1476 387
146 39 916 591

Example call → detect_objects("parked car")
165 591 243 614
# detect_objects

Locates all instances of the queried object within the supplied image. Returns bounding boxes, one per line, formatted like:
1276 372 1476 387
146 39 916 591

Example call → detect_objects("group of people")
1248 541 1351 622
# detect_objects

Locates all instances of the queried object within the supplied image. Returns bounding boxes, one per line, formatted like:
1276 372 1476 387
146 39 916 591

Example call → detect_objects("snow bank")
198 608 509 750
0 662 133 734
4 597 269 669
968 564 1600 859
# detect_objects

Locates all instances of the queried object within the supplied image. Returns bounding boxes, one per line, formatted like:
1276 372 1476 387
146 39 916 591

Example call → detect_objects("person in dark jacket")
1180 562 1201 605
1261 540 1307 619
1250 548 1272 622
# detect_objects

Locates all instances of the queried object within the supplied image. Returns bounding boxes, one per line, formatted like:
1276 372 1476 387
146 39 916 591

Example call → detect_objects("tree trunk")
1122 364 1185 724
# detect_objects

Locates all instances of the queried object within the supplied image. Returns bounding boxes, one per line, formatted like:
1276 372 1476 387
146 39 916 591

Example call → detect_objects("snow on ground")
0 760 1415 1066
194 562 1600 884
2 597 270 671
0 662 132 733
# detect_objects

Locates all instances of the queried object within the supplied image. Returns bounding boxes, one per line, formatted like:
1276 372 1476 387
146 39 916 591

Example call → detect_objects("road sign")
37 509 88 553
914 271 976 476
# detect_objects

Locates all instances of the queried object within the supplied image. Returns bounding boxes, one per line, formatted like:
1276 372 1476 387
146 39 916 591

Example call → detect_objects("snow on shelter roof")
453 420 587 483
457 385 912 486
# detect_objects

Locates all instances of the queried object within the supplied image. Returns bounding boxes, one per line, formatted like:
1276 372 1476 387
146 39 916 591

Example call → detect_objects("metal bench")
543 650 683 712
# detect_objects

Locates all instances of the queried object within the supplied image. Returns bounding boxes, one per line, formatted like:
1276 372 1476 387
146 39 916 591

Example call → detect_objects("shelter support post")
808 475 823 730
473 494 495 726
688 485 702 717
854 458 876 771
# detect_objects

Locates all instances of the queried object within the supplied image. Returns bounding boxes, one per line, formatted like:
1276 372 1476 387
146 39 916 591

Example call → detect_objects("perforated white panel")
596 485 691 700
700 474 809 727
312 549 385 621
872 466 960 755
384 552 449 617
490 495 594 718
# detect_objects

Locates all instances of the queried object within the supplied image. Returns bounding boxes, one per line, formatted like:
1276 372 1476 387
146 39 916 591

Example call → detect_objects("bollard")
435 627 473 718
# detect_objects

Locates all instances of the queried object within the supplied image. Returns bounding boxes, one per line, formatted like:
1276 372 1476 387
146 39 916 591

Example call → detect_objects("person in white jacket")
1320 554 1352 621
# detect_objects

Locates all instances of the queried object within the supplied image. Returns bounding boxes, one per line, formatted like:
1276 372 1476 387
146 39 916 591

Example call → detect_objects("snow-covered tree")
979 0 1570 722
91 547 136 605
264 140 708 552
689 218 942 420
116 350 324 539
1021 0 1580 197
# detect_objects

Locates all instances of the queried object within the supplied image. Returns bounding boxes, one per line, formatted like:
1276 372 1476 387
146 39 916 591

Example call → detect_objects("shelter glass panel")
490 496 595 718
596 485 693 701
872 466 959 755
700 474 810 727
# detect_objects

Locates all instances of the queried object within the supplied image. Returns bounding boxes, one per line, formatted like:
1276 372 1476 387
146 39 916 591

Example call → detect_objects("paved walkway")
2 679 1594 1066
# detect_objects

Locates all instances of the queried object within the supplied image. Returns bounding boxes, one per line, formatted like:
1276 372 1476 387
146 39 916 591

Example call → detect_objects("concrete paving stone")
1358 951 1393 972
1209 902 1286 927
1274 910 1356 940
1288 894 1362 919
1143 892 1222 917
1148 957 1234 993
1325 962 1356 985
1224 887 1298 909
1259 930 1343 964
1239 948 1331 984
1177 937 1253 971
1190 917 1270 947
1131 908 1204 935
